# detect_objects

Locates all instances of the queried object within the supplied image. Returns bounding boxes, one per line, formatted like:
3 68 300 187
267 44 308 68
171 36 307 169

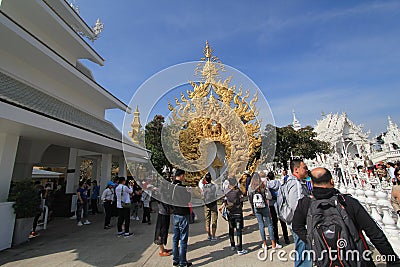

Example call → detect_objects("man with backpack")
277 159 311 267
292 167 400 267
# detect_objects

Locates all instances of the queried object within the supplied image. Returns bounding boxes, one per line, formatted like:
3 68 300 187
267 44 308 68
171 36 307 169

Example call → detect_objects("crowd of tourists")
68 158 400 267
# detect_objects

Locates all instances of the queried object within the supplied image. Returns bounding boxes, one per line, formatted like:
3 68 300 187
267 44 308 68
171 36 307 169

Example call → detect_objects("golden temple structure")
166 41 262 184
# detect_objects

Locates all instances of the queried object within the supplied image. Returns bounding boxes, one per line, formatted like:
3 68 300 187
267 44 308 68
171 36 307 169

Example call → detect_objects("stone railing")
333 172 400 255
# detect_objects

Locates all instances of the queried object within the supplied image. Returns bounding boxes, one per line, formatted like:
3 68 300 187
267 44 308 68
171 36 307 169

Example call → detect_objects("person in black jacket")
292 167 400 267
220 177 248 255
171 169 192 267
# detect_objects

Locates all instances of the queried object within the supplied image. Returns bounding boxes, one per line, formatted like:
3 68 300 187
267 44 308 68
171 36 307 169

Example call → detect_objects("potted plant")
7 179 41 246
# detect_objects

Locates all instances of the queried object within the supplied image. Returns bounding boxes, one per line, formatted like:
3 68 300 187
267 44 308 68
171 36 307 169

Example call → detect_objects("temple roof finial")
204 40 213 60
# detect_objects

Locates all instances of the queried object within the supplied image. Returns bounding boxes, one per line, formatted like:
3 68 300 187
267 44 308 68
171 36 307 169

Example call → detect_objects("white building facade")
0 0 148 249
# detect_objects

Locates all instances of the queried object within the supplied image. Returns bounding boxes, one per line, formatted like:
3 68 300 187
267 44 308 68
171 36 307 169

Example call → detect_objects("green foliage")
291 126 331 159
145 115 172 175
262 124 332 169
8 179 41 219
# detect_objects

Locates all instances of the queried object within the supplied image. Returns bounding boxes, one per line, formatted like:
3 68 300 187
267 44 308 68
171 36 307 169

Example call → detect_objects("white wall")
0 133 19 202
0 50 106 118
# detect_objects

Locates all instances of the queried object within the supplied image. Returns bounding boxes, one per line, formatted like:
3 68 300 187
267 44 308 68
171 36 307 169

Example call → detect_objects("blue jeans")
292 231 312 267
254 206 275 242
173 214 189 266
76 200 88 222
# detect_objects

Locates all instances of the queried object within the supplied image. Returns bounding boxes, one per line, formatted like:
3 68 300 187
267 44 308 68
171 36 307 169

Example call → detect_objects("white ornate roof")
314 112 370 148
382 116 400 150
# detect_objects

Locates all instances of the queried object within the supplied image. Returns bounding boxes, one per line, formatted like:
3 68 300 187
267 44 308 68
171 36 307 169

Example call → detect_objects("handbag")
121 186 131 209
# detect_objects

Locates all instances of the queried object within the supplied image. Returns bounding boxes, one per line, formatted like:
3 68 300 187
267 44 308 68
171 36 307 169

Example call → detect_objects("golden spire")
129 105 142 144
204 40 213 60
197 40 221 83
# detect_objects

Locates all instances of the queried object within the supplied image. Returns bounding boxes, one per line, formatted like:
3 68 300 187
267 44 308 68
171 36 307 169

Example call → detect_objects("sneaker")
237 249 248 255
135 216 140 221
83 220 91 225
130 216 136 220
207 236 212 241
272 244 282 249
173 262 179 266
210 237 218 242
261 243 267 249
230 246 236 251
124 232 134 238
104 226 111 229
117 232 124 237
29 231 39 238
77 221 83 226
179 262 192 267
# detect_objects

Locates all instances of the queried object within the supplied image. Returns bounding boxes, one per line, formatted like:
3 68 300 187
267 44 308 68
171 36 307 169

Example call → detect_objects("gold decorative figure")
166 41 261 185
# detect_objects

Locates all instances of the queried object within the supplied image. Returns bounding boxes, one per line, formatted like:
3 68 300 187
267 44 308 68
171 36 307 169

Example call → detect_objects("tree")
275 126 298 169
145 115 172 177
262 124 331 170
292 126 331 160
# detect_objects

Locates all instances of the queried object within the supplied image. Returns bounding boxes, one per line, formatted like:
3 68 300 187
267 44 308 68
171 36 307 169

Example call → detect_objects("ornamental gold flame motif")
165 41 262 183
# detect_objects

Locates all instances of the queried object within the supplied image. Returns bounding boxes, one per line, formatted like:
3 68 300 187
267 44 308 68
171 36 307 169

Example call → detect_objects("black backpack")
306 194 369 267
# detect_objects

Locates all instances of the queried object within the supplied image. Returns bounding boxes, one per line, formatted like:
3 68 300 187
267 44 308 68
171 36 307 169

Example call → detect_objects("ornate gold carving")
166 41 261 183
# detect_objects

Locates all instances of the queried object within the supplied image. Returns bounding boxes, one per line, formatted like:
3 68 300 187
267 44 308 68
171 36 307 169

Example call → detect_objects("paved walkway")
0 202 386 267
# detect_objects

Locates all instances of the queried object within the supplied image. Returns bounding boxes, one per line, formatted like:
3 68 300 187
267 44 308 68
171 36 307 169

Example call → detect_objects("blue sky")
76 1 400 137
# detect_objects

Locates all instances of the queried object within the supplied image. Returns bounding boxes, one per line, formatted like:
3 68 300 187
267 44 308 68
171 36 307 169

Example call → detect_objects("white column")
66 148 80 194
0 133 19 202
118 157 127 178
100 154 112 189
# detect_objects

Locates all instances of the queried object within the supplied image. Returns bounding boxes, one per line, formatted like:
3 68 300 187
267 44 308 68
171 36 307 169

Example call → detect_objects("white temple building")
0 0 148 249
371 117 400 163
314 112 371 161
382 116 400 152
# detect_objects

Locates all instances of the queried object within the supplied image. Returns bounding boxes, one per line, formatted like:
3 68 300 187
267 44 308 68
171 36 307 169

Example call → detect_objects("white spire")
292 109 301 131
388 116 394 128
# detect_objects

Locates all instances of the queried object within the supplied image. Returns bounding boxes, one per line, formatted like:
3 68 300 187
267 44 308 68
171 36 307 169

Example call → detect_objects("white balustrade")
396 214 400 231
381 207 399 237
370 204 383 226
365 187 377 204
355 188 366 204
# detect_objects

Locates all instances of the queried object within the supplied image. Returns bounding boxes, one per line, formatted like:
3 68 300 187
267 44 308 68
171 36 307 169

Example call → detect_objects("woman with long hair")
250 173 282 249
